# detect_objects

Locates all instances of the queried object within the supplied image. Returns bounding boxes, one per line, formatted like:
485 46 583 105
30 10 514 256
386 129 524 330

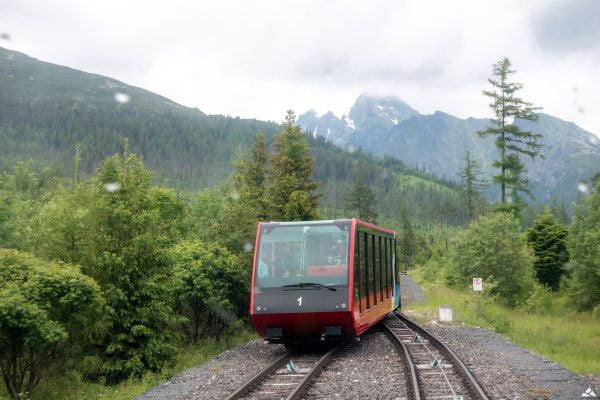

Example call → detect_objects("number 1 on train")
297 297 302 306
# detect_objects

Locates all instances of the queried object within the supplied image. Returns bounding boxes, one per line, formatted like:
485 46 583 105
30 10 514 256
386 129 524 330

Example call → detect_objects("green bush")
171 241 249 343
450 212 536 307
0 249 103 399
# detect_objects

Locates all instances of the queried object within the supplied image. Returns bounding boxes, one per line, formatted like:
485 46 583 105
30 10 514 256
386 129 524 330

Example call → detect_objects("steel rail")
381 320 422 400
285 341 348 400
393 311 490 400
225 352 288 400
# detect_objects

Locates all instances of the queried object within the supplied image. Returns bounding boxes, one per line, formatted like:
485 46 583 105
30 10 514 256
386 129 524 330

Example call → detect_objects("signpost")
472 278 483 319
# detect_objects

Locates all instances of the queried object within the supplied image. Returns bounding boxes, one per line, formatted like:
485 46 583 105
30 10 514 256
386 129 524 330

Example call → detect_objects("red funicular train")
250 219 400 343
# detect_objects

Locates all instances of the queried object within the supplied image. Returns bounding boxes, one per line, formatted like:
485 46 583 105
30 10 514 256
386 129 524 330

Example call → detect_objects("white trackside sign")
472 277 483 291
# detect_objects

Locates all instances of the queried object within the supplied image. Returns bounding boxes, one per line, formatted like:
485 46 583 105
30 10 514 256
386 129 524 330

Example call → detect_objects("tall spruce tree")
458 151 488 222
267 110 319 221
479 57 543 208
88 143 178 382
526 209 569 290
233 132 268 221
345 176 377 222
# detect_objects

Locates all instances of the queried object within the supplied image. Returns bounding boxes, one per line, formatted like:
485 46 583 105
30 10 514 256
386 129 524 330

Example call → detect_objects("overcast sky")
2 0 600 136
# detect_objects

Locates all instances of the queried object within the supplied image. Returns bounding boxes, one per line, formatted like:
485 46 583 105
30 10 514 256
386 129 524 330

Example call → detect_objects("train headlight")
256 306 261 311
341 303 347 309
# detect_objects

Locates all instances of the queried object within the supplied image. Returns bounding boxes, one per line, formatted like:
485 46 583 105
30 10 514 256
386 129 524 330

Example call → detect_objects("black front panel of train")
253 288 349 314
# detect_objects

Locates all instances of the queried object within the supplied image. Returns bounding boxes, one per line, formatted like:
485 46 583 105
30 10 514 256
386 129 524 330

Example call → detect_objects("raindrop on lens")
577 183 589 194
104 182 120 193
230 191 240 200
114 92 130 104
243 242 254 252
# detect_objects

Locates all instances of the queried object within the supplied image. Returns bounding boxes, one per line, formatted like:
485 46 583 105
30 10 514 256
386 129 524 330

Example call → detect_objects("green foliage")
450 212 535 306
267 111 319 221
567 181 600 311
345 176 377 222
479 57 543 207
0 249 103 399
170 241 247 344
87 145 179 383
526 209 569 290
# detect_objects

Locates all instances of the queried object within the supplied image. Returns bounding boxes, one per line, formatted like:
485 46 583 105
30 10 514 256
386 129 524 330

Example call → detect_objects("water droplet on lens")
104 182 120 193
230 191 240 200
114 92 130 104
577 183 589 194
243 242 254 252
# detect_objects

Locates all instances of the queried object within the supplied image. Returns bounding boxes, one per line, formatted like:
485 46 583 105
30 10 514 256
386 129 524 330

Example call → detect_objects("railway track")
226 341 347 400
382 311 490 400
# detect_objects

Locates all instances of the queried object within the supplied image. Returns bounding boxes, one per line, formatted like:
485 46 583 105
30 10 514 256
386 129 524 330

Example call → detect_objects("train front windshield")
255 223 350 288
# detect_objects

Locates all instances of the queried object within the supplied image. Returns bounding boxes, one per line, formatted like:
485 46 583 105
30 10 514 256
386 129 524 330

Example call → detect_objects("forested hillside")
0 46 466 224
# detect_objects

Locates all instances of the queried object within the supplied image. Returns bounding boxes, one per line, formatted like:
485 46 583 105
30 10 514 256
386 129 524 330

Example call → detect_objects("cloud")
0 0 598 136
532 0 600 55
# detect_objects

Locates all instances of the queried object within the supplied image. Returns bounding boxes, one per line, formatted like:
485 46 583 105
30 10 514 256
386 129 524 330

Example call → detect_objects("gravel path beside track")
401 274 600 400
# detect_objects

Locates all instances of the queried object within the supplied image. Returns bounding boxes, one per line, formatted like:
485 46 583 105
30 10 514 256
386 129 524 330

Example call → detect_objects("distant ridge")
298 95 600 204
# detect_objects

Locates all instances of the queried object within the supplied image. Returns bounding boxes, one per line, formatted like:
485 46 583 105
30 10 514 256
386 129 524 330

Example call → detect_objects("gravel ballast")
135 276 599 399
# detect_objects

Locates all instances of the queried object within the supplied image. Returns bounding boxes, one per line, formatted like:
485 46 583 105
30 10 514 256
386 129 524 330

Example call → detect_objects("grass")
1 330 258 400
406 273 600 374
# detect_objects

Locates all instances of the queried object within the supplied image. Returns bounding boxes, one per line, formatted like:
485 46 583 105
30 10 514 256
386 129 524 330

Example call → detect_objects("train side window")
383 237 388 299
375 235 381 304
363 232 370 310
369 234 375 306
354 231 362 313
386 238 391 298
377 237 387 302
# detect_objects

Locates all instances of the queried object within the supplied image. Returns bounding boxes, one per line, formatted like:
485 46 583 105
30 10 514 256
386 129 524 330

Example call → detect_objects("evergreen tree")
88 143 178 382
399 208 417 269
479 57 543 207
568 179 600 311
267 110 319 221
526 209 569 290
345 176 377 222
458 151 488 222
233 132 268 220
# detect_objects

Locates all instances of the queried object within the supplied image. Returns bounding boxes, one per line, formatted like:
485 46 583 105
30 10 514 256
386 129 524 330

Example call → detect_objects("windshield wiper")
282 282 337 291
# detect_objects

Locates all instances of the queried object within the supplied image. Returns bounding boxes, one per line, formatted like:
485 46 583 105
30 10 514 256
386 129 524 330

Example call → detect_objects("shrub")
0 249 103 399
450 212 535 307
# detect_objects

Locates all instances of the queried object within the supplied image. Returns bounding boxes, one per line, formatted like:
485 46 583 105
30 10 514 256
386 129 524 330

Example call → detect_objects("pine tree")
345 176 377 222
399 208 417 269
526 209 569 290
479 57 543 207
267 110 319 221
458 151 488 222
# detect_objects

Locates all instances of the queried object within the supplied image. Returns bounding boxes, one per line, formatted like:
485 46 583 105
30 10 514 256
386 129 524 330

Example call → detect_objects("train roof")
261 219 395 235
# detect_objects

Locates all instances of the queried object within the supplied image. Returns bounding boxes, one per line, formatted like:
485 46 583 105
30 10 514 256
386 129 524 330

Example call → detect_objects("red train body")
250 219 400 343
